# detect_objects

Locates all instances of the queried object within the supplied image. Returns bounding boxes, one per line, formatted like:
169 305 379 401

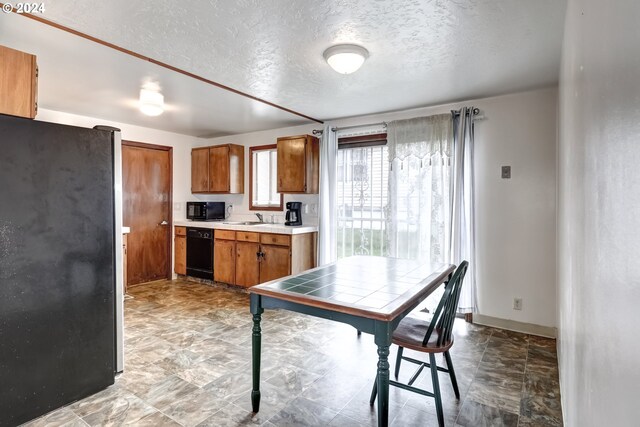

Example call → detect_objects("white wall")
195 88 558 329
558 0 640 425
37 108 199 221
195 123 320 225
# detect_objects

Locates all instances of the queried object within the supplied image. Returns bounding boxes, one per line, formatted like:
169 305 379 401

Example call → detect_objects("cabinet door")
214 239 236 284
236 241 260 287
0 45 37 119
277 137 307 192
209 145 230 192
260 244 291 283
191 148 210 193
174 235 186 275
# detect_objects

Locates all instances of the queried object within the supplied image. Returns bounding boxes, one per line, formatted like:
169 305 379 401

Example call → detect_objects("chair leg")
394 346 404 379
429 353 444 427
369 374 378 405
444 350 460 399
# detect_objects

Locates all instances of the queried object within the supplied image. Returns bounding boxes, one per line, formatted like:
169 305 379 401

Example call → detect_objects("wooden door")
123 142 172 286
191 147 209 193
209 145 230 192
236 241 260 287
214 239 236 284
260 244 291 283
174 227 186 275
277 137 306 192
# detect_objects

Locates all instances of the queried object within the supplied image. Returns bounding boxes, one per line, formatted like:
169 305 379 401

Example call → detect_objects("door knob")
159 220 169 226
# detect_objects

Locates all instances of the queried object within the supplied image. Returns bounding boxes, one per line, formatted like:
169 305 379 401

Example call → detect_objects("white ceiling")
0 0 567 136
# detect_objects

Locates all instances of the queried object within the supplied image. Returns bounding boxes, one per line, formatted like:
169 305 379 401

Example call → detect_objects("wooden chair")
369 261 469 427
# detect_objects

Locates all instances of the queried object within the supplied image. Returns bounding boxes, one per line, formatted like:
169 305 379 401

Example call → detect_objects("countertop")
173 220 318 235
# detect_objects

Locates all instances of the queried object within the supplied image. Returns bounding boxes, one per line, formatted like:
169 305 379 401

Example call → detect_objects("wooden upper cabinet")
191 144 244 194
277 135 319 194
191 148 210 193
0 45 38 119
209 146 230 192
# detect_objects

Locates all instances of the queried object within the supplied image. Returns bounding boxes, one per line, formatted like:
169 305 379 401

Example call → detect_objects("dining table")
249 255 455 427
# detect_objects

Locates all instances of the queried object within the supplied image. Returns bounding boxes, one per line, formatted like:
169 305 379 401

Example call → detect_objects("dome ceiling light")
323 44 369 74
139 85 164 116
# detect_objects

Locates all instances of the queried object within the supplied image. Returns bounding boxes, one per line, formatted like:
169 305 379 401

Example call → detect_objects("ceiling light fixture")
323 44 369 74
139 87 164 116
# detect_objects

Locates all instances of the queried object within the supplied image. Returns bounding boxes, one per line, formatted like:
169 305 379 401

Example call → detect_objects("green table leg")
375 321 392 427
250 295 264 413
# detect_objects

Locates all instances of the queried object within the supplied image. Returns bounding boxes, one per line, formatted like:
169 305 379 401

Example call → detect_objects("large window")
336 134 388 258
250 144 282 210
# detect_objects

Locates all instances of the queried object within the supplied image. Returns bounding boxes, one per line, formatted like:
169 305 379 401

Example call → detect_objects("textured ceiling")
2 0 567 133
0 13 313 137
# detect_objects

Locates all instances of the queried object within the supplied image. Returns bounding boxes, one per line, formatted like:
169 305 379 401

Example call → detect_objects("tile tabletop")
251 256 455 321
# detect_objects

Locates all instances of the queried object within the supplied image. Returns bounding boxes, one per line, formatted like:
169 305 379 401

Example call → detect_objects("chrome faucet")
255 213 264 223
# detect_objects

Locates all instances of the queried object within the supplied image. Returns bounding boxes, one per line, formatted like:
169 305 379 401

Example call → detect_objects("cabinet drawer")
215 230 236 240
260 233 290 247
237 231 260 242
175 226 186 236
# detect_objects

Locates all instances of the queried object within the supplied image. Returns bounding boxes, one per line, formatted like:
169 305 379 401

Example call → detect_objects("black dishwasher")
186 228 214 280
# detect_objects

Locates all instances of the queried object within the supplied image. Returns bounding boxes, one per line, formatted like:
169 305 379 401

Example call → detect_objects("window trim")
249 144 283 211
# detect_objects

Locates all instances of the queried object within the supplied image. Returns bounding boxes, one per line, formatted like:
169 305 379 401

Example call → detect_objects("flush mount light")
139 87 164 116
323 44 369 74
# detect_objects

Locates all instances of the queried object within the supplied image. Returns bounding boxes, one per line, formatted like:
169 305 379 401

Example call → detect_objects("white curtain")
318 124 338 265
385 112 477 313
450 108 477 313
385 115 453 265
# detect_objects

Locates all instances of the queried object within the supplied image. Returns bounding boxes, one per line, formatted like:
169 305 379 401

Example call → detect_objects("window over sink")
250 144 283 210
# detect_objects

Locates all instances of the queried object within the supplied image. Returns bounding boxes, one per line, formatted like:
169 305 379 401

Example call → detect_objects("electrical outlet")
502 166 511 179
513 298 523 310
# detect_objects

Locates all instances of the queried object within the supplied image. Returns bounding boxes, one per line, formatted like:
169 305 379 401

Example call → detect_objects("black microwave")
186 202 225 221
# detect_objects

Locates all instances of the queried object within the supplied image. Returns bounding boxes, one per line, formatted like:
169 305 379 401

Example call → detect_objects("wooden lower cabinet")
236 241 260 287
213 230 316 288
214 238 236 284
260 244 291 283
174 226 186 275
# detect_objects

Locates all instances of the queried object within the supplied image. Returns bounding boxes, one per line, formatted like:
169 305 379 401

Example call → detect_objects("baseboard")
473 314 557 338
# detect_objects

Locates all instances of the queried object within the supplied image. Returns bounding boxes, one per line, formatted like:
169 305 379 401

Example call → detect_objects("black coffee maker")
285 202 302 226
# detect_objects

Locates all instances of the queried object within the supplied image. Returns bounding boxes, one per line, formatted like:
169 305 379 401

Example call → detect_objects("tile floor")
23 279 563 426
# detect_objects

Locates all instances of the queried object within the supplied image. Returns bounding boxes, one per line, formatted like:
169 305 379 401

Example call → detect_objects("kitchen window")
250 144 283 210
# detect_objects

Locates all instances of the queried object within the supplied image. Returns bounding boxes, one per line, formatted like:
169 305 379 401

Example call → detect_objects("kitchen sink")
222 221 265 226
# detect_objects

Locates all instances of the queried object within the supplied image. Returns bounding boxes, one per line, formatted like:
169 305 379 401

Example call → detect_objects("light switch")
501 166 511 179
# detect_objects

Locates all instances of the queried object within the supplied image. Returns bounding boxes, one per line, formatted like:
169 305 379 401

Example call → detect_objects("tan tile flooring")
24 279 563 426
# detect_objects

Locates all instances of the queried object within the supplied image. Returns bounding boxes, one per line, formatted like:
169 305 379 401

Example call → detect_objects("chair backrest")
421 261 469 347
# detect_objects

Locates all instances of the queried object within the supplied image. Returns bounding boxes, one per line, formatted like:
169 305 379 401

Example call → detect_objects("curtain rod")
311 108 483 135
312 121 387 135
452 107 481 116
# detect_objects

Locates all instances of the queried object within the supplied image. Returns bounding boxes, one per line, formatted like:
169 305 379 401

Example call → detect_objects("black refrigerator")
0 114 117 426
